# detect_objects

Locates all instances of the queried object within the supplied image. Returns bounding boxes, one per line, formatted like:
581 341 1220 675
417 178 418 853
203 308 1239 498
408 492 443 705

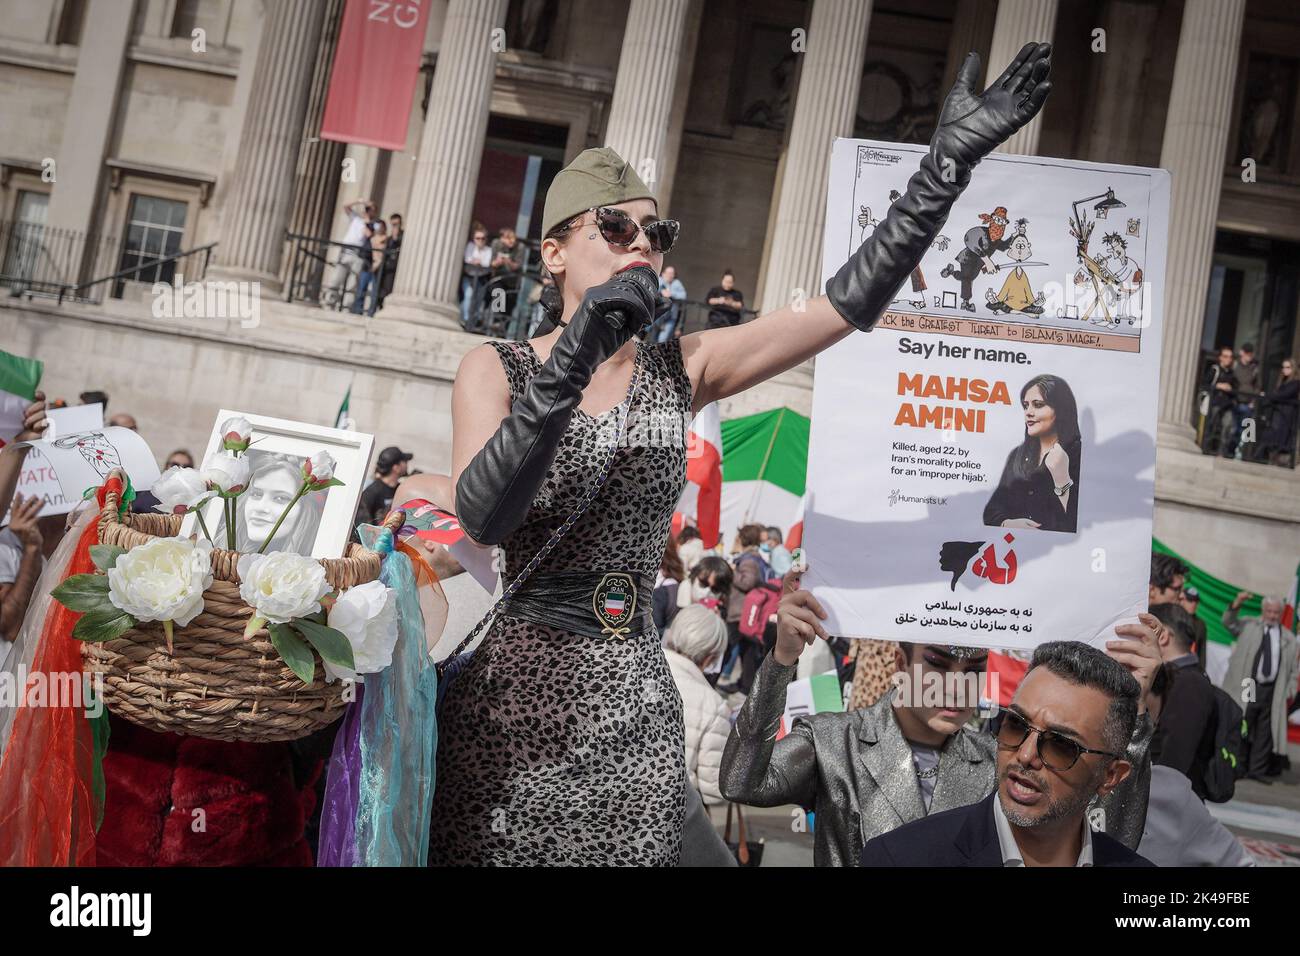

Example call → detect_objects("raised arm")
680 44 1052 413
721 568 830 809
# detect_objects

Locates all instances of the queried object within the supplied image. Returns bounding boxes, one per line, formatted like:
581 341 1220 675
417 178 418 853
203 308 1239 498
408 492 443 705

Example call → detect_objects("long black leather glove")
455 265 659 545
827 42 1052 331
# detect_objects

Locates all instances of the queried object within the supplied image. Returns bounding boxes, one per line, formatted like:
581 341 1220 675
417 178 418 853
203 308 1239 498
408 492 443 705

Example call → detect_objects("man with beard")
861 642 1153 866
940 205 1013 311
720 568 1158 866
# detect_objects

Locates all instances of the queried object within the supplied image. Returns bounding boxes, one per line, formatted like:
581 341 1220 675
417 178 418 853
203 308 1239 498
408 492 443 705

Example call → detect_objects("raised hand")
933 42 1052 174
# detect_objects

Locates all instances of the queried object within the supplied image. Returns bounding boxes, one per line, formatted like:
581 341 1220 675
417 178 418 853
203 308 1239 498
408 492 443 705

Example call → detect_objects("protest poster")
14 426 160 518
1 405 104 522
802 139 1170 650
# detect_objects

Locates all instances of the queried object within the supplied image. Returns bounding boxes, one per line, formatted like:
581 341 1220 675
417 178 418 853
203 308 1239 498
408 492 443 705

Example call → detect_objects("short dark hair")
1148 602 1195 652
1027 641 1139 754
1241 342 1255 353
80 390 109 410
676 526 701 543
693 554 733 595
764 526 783 544
722 269 734 278
737 523 764 548
1150 552 1187 591
389 212 402 221
1149 662 1175 705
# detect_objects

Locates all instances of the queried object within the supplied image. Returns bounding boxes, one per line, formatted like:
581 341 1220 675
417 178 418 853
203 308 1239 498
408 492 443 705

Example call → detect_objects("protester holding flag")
437 44 1053 864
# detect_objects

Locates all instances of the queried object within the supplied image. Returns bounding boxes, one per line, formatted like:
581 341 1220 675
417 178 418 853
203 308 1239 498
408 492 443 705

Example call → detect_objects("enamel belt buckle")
592 572 636 640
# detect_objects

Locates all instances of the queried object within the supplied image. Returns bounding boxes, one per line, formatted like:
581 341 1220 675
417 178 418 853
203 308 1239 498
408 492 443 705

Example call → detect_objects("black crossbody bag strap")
436 346 645 678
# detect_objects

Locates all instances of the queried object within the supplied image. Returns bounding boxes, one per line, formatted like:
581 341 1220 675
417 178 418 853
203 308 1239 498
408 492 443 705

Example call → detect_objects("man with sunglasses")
861 641 1153 866
720 568 1157 866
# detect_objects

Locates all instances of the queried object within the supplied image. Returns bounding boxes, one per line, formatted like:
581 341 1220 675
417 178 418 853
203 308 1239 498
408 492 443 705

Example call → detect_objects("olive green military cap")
541 147 657 237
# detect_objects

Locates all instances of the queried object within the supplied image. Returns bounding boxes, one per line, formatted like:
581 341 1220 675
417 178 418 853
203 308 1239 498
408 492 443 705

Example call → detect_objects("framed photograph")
180 410 375 559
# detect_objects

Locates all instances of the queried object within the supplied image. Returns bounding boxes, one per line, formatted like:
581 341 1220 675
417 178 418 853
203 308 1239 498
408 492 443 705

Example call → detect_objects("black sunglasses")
560 206 680 254
997 709 1122 771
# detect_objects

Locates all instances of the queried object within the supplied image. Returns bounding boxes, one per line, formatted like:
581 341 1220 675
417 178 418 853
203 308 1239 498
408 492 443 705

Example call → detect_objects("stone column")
385 0 508 326
1156 0 1247 442
286 0 347 244
757 0 873 314
985 0 1058 156
603 0 693 198
45 0 135 266
212 0 325 289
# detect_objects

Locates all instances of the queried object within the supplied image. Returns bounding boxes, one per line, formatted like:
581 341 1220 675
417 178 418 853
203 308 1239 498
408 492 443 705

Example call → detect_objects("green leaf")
89 544 127 572
51 574 112 612
290 619 355 670
269 623 317 685
72 606 136 642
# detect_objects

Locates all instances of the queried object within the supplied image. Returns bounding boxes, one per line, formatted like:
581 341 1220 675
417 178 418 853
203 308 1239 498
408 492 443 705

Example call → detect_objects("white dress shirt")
993 794 1094 867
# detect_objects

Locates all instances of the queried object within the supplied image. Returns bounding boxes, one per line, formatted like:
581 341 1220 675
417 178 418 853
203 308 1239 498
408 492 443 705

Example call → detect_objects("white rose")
203 451 251 494
107 536 213 628
323 580 398 682
237 551 331 635
151 466 211 515
304 450 336 486
220 416 252 446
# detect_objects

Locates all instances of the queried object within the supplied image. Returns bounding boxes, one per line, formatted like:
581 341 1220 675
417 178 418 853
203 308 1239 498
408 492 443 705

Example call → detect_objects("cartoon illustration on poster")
802 139 1170 650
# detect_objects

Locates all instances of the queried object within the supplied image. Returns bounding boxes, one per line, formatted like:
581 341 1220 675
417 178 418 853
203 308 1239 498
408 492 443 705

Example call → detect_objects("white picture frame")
180 409 375 560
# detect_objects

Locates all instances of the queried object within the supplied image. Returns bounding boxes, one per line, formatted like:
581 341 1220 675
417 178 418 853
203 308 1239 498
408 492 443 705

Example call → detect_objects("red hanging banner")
320 0 431 151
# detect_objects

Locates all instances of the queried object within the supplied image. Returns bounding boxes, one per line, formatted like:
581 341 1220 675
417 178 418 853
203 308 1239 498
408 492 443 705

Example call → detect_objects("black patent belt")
499 570 654 640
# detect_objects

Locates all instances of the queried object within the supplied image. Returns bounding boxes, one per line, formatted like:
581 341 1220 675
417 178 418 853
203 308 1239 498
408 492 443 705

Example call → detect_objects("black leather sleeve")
826 147 969 333
454 266 658 545
826 44 1051 332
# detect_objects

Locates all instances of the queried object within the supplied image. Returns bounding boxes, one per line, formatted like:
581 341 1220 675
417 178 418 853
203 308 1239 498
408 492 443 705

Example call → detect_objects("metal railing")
0 218 216 306
59 243 216 305
284 232 399 312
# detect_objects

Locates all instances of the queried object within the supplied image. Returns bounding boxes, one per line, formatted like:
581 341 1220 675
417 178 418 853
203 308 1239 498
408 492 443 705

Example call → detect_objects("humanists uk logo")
50 886 151 936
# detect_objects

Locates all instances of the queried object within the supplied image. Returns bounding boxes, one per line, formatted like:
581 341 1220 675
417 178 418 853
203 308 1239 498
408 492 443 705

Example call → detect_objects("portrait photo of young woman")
213 450 327 555
982 373 1081 534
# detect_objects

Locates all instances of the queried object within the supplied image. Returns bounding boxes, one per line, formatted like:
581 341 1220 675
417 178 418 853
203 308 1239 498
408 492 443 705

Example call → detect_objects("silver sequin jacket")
719 655 1152 867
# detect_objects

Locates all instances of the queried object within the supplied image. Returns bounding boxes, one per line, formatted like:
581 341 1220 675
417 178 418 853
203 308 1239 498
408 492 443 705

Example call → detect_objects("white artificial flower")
304 450 336 486
237 551 331 633
220 416 252 451
150 466 211 515
107 536 213 628
202 451 251 494
323 580 398 682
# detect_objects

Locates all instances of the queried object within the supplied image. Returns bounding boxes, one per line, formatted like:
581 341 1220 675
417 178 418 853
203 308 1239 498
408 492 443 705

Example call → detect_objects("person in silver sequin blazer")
719 574 1159 867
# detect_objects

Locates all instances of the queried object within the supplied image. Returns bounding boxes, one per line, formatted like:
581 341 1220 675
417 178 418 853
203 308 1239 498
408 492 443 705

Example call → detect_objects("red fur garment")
96 716 318 867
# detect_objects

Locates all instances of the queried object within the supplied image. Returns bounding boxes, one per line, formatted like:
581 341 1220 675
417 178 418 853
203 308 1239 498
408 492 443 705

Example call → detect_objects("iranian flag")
720 407 809 547
674 402 722 547
0 349 42 446
776 670 843 739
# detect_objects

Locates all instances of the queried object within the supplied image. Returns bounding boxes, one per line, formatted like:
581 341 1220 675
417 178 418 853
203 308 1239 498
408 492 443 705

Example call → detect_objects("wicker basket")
80 468 392 743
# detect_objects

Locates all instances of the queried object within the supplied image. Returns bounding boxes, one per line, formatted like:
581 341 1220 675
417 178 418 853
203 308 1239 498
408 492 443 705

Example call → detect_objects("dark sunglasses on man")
557 206 680 254
996 708 1122 771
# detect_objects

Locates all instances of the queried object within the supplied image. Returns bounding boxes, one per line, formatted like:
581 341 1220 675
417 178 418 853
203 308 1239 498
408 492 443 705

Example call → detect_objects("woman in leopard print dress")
429 336 693 864
436 49 1051 864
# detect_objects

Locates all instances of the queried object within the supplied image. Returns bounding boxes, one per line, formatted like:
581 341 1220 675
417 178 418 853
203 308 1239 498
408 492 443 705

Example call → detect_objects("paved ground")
707 743 1300 867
